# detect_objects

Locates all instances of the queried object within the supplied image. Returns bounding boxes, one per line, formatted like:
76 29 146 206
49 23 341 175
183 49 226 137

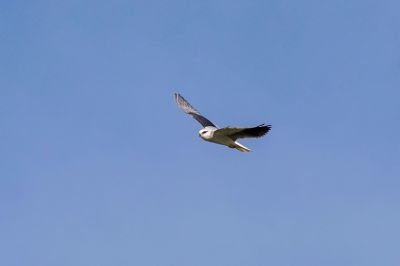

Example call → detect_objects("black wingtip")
257 124 272 136
263 124 272 132
239 124 272 138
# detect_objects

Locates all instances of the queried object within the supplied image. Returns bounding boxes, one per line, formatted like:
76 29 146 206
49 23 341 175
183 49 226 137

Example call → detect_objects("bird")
174 93 271 152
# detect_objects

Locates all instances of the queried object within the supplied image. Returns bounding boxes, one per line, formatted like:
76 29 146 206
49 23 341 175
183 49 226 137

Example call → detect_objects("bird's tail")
234 142 252 152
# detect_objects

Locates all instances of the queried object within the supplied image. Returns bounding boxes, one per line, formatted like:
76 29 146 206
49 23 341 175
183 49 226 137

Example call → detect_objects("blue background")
1 1 399 265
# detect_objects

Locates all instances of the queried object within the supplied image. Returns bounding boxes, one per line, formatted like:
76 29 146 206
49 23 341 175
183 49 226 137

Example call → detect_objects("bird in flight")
174 93 271 152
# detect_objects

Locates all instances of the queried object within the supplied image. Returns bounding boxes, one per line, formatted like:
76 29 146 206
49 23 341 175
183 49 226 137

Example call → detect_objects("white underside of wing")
214 127 245 137
209 135 235 146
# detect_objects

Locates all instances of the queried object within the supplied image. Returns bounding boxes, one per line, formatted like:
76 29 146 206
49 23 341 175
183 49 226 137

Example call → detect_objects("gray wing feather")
174 93 216 127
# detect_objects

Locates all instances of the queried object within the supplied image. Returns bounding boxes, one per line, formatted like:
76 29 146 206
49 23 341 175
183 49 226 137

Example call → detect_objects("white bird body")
198 127 251 152
174 93 271 152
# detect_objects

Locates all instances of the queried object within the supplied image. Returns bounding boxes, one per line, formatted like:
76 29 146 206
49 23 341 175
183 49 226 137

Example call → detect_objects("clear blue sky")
1 1 400 265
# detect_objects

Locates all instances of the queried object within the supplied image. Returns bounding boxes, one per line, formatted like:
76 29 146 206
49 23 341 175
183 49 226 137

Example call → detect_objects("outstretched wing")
214 124 271 140
174 93 216 127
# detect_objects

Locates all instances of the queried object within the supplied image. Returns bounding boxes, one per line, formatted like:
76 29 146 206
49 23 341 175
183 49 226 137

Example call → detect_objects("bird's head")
198 129 212 140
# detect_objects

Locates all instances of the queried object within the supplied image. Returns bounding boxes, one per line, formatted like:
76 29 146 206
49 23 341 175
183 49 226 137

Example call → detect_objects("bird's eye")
202 131 207 134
